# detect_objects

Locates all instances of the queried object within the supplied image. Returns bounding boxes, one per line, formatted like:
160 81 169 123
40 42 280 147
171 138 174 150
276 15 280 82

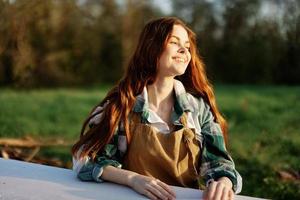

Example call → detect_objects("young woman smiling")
72 17 242 200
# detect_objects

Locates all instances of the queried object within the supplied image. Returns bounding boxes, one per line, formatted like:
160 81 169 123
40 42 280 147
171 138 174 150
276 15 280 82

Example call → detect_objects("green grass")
0 85 300 199
215 85 300 199
0 86 110 140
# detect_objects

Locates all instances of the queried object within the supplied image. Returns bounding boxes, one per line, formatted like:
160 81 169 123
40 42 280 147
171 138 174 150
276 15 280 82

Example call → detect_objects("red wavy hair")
72 17 228 159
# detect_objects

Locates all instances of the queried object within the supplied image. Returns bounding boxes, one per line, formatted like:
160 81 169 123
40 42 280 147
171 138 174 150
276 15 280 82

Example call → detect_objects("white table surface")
0 158 265 200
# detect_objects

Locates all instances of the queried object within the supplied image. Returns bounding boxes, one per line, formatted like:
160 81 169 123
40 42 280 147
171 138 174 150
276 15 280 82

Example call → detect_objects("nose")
177 44 188 54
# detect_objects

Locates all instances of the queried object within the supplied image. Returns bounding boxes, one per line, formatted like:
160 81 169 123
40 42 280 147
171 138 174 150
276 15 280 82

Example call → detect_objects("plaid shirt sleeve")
73 105 122 183
75 132 122 183
198 98 242 194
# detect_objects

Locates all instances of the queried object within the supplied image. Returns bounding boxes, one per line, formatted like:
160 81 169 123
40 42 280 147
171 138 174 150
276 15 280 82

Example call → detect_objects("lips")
172 56 187 63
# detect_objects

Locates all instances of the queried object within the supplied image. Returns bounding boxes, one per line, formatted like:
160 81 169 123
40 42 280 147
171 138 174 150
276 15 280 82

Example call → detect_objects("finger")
213 183 225 200
144 190 158 200
228 189 234 200
154 184 174 200
152 184 172 200
156 180 176 198
207 181 217 199
220 187 229 200
146 184 168 200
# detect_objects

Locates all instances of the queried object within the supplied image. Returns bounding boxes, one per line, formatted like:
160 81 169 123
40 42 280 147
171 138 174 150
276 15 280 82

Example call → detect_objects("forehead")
170 25 189 41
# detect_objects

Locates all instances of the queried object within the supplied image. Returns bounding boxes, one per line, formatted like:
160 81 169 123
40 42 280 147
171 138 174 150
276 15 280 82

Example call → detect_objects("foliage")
173 0 300 85
0 0 300 87
0 0 159 87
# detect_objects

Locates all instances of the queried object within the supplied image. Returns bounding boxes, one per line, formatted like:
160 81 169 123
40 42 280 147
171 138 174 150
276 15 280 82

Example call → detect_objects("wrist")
127 172 138 187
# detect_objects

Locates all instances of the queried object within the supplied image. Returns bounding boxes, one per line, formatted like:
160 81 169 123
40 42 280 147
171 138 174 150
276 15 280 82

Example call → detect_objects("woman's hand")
203 177 234 200
128 174 176 200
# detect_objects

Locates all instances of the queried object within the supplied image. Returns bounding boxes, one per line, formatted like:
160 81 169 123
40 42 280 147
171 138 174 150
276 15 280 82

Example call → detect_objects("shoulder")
185 93 208 113
185 92 214 125
88 100 110 128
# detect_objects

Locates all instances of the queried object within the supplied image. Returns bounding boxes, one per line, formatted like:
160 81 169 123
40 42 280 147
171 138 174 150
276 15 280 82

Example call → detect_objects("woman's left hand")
203 177 234 200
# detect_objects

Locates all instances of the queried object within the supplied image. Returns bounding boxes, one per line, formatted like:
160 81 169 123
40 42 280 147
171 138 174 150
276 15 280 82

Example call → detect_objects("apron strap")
183 129 199 179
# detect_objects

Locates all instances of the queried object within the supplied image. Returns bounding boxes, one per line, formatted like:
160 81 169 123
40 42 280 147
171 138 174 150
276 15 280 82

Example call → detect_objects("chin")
177 66 188 75
177 71 186 76
173 68 187 76
163 64 188 77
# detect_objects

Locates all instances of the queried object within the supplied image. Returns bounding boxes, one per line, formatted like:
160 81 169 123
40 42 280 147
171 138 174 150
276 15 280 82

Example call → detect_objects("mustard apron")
123 112 201 188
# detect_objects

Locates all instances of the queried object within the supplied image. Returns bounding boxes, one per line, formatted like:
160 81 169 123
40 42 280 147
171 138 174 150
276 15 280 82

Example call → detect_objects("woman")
72 17 242 200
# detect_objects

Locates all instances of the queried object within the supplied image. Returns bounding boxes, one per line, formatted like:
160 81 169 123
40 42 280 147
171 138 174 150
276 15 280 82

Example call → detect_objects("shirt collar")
132 80 194 122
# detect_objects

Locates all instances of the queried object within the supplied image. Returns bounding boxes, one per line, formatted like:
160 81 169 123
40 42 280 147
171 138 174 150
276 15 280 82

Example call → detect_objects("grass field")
0 85 299 199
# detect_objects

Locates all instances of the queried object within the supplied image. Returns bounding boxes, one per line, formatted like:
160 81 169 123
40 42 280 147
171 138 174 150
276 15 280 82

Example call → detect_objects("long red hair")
72 17 228 159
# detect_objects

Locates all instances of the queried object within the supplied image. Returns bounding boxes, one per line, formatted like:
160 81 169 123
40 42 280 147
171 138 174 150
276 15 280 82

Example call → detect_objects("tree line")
0 0 299 87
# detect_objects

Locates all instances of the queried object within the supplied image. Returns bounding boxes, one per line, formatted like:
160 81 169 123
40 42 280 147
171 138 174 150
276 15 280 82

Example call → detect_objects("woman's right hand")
128 174 176 200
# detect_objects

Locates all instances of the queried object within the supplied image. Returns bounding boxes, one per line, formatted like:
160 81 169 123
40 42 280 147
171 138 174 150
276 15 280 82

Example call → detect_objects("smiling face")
157 25 191 78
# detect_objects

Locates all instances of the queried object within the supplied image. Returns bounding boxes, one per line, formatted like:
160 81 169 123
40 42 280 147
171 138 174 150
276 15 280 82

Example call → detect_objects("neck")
147 77 174 111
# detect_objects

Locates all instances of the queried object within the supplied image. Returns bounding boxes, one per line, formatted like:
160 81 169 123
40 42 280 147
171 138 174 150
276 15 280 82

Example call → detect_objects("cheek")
157 55 170 71
160 50 173 64
159 54 169 66
188 52 192 61
186 53 192 64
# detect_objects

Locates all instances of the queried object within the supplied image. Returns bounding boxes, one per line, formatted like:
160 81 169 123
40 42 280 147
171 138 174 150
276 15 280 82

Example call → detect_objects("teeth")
174 58 185 63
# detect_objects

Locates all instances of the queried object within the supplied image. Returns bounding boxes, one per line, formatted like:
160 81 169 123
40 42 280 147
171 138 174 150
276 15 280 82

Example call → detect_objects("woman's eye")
170 41 178 44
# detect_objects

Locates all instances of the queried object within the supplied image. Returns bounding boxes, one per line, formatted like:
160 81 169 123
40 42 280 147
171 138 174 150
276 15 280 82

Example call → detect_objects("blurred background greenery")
0 0 299 199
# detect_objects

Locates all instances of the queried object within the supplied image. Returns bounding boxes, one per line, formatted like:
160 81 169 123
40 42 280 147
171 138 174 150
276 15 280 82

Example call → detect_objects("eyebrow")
170 35 190 44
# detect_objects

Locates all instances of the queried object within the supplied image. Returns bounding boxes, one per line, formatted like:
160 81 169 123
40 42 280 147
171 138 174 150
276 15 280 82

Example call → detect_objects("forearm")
101 165 138 187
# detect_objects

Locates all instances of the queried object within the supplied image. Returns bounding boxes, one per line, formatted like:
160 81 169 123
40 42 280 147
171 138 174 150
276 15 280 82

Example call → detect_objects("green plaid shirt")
73 80 242 193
